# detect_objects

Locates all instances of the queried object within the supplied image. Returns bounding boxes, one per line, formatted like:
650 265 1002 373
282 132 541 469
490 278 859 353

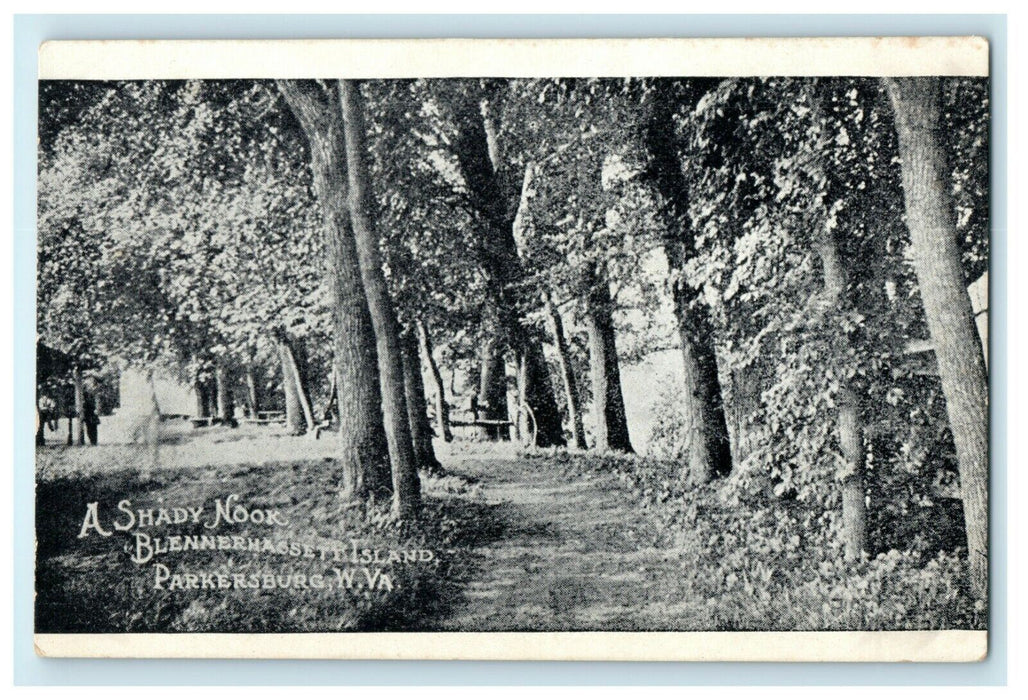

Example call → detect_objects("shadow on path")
430 450 689 632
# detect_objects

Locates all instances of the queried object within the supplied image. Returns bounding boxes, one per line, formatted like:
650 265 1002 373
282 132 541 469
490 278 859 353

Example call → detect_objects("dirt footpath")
436 451 694 631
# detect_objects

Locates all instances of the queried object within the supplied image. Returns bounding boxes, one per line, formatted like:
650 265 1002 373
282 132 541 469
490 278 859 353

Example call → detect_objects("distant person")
83 394 100 446
36 394 58 446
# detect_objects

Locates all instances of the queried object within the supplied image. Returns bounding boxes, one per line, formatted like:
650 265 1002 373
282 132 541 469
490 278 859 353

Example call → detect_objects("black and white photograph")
32 38 990 660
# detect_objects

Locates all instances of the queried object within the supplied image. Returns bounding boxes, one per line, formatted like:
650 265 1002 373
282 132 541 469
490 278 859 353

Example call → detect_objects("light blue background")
13 13 1007 686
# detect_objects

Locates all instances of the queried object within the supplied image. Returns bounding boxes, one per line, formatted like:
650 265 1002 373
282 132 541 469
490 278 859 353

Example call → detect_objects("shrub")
551 450 984 631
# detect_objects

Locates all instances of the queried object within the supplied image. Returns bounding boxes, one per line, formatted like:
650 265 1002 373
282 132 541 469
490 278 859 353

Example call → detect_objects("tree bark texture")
245 365 260 418
670 279 732 483
476 334 509 440
582 268 633 453
401 329 442 474
215 360 235 426
816 234 869 562
417 320 453 442
278 342 305 434
73 365 85 446
546 299 587 450
644 80 733 482
571 150 632 453
518 342 565 447
885 77 989 600
339 79 421 517
276 79 392 500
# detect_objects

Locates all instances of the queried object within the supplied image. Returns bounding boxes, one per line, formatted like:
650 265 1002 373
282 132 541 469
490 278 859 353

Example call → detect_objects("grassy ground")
35 426 982 633
36 425 493 633
432 449 696 631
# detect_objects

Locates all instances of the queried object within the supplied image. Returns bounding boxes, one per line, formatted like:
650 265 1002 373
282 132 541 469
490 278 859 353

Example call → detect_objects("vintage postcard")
33 37 990 661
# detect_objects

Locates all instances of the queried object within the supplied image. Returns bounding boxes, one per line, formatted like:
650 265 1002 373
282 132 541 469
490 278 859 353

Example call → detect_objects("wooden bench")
450 405 537 446
449 418 514 428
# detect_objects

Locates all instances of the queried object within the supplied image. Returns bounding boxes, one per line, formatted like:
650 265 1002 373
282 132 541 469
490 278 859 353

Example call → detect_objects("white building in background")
117 366 196 417
84 365 198 445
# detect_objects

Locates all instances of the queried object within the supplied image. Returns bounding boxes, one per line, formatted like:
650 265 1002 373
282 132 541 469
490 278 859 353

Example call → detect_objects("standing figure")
83 393 100 446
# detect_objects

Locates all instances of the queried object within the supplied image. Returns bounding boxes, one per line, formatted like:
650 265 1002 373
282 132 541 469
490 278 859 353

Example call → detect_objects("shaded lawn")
35 429 984 634
35 429 498 633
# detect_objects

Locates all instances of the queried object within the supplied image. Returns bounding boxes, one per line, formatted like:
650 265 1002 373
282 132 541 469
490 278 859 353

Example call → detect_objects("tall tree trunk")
518 342 564 448
245 365 260 419
838 388 868 559
281 337 316 433
445 88 564 447
73 365 85 446
672 266 733 483
401 329 442 474
279 342 305 434
417 320 452 442
215 361 235 426
885 77 989 600
203 380 217 421
816 235 868 561
325 366 338 423
514 352 528 442
276 79 391 500
514 162 584 449
145 368 161 471
476 334 509 440
339 79 421 517
546 298 587 450
572 152 631 453
644 80 732 482
582 269 633 453
726 361 766 466
193 379 209 419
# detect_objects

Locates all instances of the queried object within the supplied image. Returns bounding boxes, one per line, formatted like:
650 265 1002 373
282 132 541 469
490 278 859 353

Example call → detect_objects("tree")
642 78 732 482
360 79 492 447
545 296 587 450
679 78 886 558
39 80 337 444
814 229 868 561
433 80 566 447
214 360 235 425
576 157 633 453
417 321 453 443
276 79 392 500
276 332 316 434
884 77 989 600
339 79 422 517
401 328 443 472
37 83 186 443
504 79 649 453
510 159 589 449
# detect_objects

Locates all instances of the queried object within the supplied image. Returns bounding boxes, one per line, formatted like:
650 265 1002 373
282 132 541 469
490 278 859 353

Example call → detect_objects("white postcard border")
35 630 988 662
38 37 988 80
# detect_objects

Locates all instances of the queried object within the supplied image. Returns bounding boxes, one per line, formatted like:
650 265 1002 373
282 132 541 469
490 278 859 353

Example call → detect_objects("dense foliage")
37 74 990 628
553 449 984 630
